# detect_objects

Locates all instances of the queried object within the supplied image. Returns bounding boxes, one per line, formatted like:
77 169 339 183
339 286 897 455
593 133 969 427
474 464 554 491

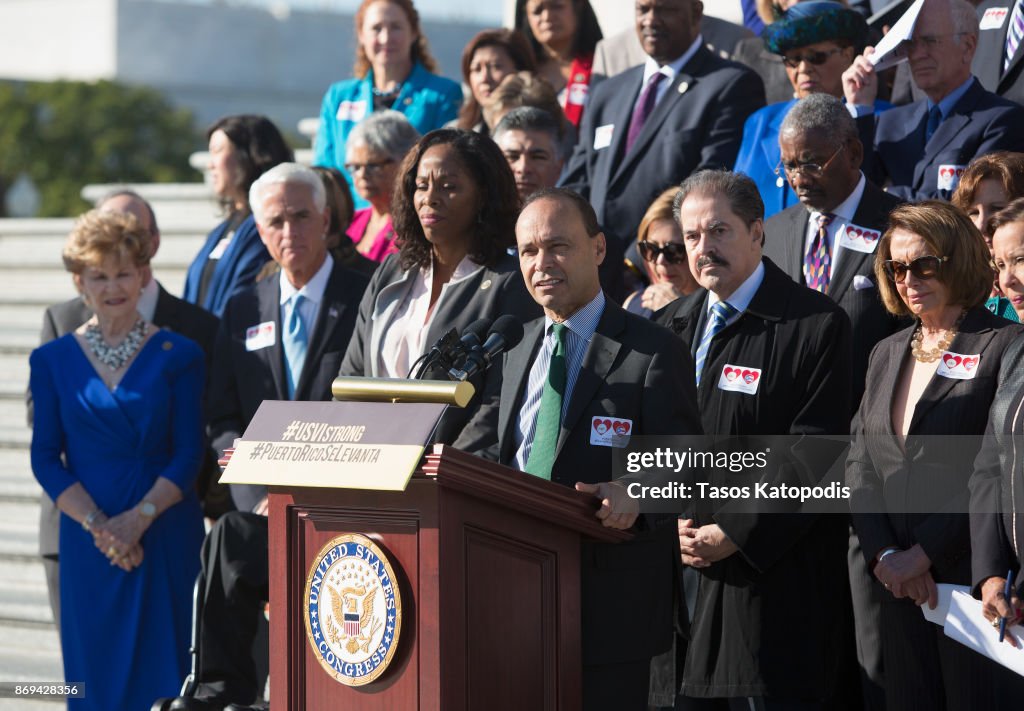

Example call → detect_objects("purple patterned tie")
625 72 666 154
805 213 836 293
1007 0 1024 71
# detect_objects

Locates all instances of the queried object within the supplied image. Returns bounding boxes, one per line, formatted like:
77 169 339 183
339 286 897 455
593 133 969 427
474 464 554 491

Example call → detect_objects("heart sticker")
590 416 633 447
937 351 981 380
718 364 762 395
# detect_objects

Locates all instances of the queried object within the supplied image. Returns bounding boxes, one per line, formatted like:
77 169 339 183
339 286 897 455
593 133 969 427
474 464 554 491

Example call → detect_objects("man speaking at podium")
455 187 702 710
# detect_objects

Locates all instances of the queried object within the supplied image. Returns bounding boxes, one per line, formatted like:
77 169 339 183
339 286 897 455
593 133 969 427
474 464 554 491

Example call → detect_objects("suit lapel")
555 307 624 460
295 264 351 399
601 68 644 189
916 82 982 187
908 312 995 432
498 319 545 463
828 189 885 301
789 209 811 284
258 278 289 400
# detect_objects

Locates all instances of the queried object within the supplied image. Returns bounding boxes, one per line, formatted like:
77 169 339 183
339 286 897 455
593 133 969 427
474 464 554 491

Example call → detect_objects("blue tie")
925 105 942 143
694 301 739 385
283 293 308 398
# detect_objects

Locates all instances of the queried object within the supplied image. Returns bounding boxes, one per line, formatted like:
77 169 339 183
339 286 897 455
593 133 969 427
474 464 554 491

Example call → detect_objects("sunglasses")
781 47 844 69
882 255 948 283
638 240 687 264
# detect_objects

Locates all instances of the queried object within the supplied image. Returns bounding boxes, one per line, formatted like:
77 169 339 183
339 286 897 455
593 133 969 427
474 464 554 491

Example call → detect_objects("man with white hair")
842 0 1024 200
164 163 369 711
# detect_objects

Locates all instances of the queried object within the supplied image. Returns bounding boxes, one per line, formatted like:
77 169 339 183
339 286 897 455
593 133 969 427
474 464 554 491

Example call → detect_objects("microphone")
411 319 492 379
449 315 524 382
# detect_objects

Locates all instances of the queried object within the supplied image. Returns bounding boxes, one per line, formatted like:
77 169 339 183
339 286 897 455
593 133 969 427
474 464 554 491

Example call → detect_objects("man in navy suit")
559 0 765 297
973 0 1024 106
165 164 367 711
842 0 1024 200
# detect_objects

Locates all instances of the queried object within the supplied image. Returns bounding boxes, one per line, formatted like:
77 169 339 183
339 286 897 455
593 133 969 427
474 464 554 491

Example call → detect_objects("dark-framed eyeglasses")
883 255 949 283
781 47 844 69
774 145 844 179
344 159 394 176
638 240 687 264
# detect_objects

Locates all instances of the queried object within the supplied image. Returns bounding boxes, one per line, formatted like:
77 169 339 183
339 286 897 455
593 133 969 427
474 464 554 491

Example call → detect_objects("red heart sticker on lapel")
742 370 759 384
943 354 960 369
962 356 978 371
613 421 631 436
724 367 739 381
593 419 611 435
940 167 954 180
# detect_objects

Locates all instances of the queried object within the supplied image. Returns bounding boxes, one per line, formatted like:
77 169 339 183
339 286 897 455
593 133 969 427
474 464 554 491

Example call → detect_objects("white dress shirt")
279 253 334 342
801 173 867 278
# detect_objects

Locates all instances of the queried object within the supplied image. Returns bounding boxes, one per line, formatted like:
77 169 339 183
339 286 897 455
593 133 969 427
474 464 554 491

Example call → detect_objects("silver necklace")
84 319 146 371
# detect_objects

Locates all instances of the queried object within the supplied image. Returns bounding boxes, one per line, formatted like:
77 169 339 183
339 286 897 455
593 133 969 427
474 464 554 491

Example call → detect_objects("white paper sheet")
921 583 970 626
944 590 1024 677
868 0 925 71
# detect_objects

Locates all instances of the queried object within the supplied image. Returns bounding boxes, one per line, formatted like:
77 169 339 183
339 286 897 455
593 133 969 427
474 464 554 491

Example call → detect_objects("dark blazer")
560 45 765 250
969 333 1024 595
338 251 541 445
858 77 1024 201
208 259 368 512
764 179 905 411
848 307 1024 584
657 257 854 700
31 284 220 557
973 0 1024 107
183 215 270 317
456 300 703 670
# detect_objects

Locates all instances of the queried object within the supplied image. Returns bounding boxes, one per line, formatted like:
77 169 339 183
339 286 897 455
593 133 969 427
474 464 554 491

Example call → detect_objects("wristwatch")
138 501 157 519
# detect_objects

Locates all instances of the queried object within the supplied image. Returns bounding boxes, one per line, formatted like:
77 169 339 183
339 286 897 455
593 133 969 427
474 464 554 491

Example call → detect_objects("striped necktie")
694 301 738 386
1007 0 1024 71
805 213 836 293
524 323 567 480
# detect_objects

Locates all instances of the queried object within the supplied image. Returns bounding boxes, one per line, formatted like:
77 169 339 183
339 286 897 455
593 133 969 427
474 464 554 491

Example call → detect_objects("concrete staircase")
0 184 218 709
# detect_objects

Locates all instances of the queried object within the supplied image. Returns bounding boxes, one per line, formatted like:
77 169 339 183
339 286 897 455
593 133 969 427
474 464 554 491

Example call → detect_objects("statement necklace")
84 319 147 371
911 310 965 363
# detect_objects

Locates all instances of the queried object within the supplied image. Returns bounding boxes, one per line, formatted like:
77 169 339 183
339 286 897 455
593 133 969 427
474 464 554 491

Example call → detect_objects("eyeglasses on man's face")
774 145 844 179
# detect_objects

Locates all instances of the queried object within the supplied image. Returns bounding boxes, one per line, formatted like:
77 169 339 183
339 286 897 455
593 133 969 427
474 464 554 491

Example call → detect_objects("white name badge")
981 7 1009 30
590 416 632 447
837 222 883 254
937 164 967 192
567 82 589 107
208 236 232 260
336 100 368 123
718 364 762 395
937 351 981 380
245 321 276 351
594 124 614 150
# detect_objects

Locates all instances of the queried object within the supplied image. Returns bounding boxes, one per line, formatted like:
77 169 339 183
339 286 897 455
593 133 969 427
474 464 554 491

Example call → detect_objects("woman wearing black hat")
734 1 888 219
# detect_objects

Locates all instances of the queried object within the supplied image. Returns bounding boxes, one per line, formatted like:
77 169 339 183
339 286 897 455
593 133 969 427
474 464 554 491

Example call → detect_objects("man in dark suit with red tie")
165 164 367 711
456 188 702 710
559 0 764 296
973 0 1024 105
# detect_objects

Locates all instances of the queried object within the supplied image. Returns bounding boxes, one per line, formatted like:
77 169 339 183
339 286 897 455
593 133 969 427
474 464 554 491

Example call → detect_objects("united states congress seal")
303 533 402 686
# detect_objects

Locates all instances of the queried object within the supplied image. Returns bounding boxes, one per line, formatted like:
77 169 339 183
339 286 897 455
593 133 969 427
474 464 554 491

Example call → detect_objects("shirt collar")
279 252 333 306
927 75 975 118
813 172 866 225
137 277 159 323
642 34 703 85
707 260 765 315
545 290 605 341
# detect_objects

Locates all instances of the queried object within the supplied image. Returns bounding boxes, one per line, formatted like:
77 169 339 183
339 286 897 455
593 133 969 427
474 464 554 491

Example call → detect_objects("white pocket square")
853 275 875 290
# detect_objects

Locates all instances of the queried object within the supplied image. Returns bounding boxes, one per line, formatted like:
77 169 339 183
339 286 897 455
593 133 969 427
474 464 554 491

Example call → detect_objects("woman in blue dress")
733 2 886 219
314 0 462 209
183 114 293 317
30 210 206 710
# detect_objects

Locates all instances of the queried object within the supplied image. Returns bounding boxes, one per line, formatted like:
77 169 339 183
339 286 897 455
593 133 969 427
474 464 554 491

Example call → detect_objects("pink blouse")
347 208 398 263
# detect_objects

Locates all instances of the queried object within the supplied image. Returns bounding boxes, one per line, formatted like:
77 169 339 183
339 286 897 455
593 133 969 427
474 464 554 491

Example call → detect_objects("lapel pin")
403 97 412 106
329 307 339 318
678 81 689 95
162 340 173 351
481 279 492 290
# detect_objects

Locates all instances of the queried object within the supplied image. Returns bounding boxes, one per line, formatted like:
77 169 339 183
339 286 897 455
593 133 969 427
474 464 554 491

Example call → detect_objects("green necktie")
524 323 567 480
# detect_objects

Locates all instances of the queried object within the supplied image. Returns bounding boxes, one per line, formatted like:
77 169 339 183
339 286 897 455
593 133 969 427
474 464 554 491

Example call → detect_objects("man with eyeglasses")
657 169 853 710
842 0 1024 200
764 93 904 711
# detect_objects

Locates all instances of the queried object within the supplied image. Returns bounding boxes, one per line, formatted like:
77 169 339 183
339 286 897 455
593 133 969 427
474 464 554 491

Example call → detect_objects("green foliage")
0 79 199 217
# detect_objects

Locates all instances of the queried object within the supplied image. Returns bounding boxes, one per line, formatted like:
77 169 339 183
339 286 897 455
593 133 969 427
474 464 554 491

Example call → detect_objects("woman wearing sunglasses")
847 201 1024 710
623 188 698 318
734 1 888 219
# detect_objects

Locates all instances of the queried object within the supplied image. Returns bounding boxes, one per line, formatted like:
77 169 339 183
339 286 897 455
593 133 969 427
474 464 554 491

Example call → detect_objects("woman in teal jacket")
314 0 462 208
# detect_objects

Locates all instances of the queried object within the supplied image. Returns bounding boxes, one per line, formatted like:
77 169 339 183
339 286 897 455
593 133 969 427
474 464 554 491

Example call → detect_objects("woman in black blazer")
338 129 540 443
847 201 1024 710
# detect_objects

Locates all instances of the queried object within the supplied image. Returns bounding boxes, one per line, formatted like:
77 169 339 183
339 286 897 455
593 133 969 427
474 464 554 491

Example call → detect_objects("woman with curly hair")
314 0 462 209
339 128 540 443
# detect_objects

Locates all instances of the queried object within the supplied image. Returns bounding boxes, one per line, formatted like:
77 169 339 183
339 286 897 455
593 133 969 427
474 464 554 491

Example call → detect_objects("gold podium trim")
332 377 475 407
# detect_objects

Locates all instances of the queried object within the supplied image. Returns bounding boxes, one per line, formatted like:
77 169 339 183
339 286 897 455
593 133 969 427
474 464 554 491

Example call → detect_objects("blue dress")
30 331 206 711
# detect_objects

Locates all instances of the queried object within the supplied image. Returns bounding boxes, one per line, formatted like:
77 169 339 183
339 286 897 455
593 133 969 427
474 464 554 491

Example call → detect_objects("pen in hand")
999 569 1015 644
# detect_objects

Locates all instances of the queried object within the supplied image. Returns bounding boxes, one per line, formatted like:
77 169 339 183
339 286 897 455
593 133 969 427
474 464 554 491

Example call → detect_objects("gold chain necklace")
911 310 966 363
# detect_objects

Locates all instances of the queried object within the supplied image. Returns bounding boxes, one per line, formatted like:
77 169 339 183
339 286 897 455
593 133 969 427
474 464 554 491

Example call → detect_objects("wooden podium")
266 444 629 711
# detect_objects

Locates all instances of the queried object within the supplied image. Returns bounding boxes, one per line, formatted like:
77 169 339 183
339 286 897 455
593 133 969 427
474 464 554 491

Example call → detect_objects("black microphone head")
488 315 524 350
463 318 492 341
